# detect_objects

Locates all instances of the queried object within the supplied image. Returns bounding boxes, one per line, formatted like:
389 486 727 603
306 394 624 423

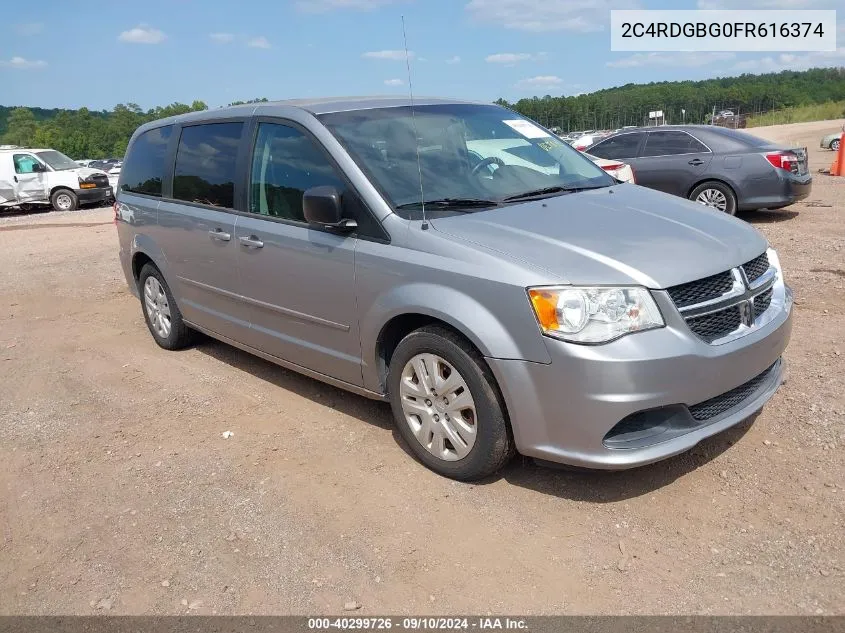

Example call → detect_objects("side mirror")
303 186 357 231
31 162 45 173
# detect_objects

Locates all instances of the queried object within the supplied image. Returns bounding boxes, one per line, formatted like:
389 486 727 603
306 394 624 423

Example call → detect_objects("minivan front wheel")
690 181 736 215
138 264 195 350
387 326 514 480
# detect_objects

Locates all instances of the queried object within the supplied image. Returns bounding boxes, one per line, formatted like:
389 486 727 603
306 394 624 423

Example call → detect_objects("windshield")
35 150 80 171
319 104 614 215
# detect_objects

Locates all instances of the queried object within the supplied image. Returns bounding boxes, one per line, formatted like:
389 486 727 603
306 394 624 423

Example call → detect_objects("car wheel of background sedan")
690 181 736 216
387 325 514 481
832 139 841 152
138 263 196 350
50 189 78 212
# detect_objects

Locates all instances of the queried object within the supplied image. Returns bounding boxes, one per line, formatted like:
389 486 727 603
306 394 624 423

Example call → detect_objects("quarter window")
248 122 346 222
173 122 243 208
120 125 173 197
588 133 642 160
642 131 709 157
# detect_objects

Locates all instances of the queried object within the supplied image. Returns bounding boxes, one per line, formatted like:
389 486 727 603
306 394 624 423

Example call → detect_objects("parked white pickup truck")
0 148 113 211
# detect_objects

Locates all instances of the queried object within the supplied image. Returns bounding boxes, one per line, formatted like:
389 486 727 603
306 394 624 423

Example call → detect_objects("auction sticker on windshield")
503 119 550 139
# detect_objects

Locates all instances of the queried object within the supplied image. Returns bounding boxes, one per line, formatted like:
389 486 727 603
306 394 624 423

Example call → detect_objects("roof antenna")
402 15 427 230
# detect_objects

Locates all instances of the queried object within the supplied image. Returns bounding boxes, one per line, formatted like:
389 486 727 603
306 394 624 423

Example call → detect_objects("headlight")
527 286 664 344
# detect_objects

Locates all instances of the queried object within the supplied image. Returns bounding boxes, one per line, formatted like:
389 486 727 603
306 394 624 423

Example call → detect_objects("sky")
1 0 843 111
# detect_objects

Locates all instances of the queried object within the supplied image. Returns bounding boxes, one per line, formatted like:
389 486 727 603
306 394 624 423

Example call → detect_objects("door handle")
239 235 264 249
13 176 18 183
208 229 231 241
688 158 704 166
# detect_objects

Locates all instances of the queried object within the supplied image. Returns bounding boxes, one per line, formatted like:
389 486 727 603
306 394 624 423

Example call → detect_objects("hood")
76 167 108 178
429 184 768 289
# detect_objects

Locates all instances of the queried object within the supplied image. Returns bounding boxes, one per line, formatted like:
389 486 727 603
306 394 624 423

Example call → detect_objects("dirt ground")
1 120 843 616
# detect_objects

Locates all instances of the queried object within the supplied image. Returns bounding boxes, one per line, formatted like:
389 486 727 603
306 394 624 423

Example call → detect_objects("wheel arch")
361 283 551 394
686 177 738 201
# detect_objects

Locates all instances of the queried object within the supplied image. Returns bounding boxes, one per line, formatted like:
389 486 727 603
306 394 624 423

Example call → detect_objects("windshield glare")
319 104 614 214
35 150 80 171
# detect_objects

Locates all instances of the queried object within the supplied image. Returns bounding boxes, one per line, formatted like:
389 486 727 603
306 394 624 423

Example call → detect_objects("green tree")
2 107 38 146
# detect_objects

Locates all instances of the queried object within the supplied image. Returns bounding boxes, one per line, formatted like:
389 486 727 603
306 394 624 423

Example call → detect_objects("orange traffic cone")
830 132 845 176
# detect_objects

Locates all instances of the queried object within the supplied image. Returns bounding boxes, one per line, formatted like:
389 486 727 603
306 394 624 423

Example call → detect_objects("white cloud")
384 78 404 86
247 36 272 49
607 52 735 68
362 49 414 60
485 52 547 64
296 0 403 11
446 55 461 64
118 26 166 44
697 0 829 7
466 0 637 32
0 56 47 69
732 47 845 72
515 75 564 91
210 33 235 44
15 23 43 36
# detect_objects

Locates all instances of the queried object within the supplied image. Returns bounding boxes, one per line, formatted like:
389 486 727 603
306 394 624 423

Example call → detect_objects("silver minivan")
115 98 793 480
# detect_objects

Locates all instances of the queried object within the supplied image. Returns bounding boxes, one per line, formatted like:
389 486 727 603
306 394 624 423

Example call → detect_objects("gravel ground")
0 120 843 615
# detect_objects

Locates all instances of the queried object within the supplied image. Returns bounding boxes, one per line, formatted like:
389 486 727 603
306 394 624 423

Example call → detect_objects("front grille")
667 271 734 308
91 174 110 188
753 288 773 319
742 253 770 283
689 362 777 421
686 306 743 343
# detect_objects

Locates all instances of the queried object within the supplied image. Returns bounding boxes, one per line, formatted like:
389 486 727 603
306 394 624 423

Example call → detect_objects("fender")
359 282 552 393
131 233 171 285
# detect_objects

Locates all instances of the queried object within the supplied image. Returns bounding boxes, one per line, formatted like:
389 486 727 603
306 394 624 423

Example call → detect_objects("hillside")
499 67 845 132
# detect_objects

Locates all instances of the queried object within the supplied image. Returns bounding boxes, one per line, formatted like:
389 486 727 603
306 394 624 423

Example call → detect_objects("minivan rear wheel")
138 263 195 350
387 326 514 480
690 181 736 215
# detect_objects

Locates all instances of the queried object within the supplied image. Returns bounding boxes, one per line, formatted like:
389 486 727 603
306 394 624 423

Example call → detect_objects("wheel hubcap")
56 194 72 210
695 188 727 212
399 353 477 461
833 140 840 150
143 277 172 339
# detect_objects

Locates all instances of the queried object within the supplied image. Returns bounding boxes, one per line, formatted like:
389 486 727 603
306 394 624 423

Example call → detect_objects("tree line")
2 67 844 157
496 67 845 132
0 99 268 160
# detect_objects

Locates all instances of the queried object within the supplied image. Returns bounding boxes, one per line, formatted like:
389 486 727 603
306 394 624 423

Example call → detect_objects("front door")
156 121 253 341
235 121 362 386
631 131 713 197
11 153 48 203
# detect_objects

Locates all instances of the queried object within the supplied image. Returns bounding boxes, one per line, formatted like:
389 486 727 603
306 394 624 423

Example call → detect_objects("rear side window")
589 133 642 160
173 122 243 208
642 131 709 157
121 125 173 196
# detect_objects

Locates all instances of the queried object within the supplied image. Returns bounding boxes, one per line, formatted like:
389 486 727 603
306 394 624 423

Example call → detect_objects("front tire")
387 326 514 480
51 189 78 212
690 181 736 215
832 138 841 152
138 264 195 350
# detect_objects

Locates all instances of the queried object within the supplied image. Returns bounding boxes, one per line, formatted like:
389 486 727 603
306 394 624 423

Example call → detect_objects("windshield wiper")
395 198 500 211
502 184 608 202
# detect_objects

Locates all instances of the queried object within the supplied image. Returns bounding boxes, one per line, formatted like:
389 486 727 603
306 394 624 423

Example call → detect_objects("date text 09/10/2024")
307 617 528 630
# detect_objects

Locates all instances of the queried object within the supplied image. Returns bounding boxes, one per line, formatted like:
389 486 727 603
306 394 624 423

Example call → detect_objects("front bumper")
487 281 793 469
76 186 112 205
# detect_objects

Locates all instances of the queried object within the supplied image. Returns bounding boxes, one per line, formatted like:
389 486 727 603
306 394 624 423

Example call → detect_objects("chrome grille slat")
667 251 776 344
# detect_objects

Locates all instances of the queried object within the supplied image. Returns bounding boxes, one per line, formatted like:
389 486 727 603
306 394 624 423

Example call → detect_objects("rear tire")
387 325 514 481
832 138 841 152
690 181 736 215
138 263 195 350
51 189 78 212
